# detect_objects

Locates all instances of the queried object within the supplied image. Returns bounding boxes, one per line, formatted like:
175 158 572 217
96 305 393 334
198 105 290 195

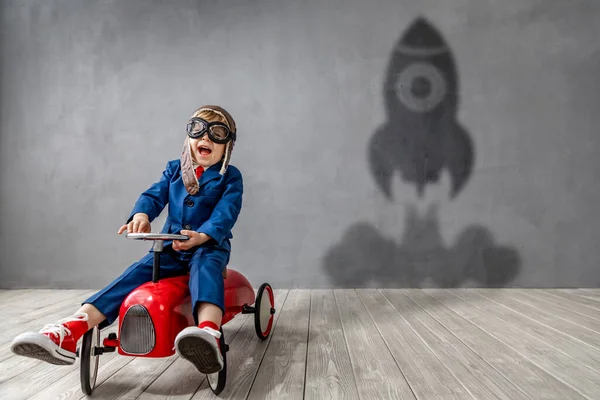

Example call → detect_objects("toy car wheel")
80 326 100 395
255 283 275 340
206 327 227 395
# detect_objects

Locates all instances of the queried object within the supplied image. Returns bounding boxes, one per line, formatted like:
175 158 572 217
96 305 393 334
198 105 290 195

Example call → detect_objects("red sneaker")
10 313 89 365
175 325 223 374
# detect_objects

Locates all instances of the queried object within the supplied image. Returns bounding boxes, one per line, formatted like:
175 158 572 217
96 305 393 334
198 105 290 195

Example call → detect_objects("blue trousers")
84 245 229 329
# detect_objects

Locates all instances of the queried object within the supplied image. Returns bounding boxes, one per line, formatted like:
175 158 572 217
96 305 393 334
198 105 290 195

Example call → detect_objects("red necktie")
195 166 204 179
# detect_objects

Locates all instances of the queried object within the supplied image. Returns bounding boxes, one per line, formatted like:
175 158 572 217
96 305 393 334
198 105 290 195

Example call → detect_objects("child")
11 105 243 374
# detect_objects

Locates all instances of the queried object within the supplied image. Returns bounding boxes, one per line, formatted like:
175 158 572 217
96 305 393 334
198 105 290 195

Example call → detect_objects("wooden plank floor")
1 289 600 399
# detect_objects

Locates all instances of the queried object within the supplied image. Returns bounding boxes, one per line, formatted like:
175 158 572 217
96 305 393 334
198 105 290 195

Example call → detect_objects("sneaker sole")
11 333 76 365
176 331 223 374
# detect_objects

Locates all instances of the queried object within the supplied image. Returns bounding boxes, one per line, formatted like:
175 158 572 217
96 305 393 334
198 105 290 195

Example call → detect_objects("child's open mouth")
198 145 212 157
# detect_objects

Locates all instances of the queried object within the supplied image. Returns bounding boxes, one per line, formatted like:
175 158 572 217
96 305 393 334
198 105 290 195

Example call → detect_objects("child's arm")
126 161 175 223
197 168 243 246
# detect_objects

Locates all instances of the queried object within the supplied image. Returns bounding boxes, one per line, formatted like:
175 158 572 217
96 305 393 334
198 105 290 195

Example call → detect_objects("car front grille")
120 305 156 355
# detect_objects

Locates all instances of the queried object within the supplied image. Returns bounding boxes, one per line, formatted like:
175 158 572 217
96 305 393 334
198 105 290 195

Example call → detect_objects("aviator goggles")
186 117 236 144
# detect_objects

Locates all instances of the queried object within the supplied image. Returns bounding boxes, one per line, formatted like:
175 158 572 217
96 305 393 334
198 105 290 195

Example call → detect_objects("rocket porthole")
395 62 447 113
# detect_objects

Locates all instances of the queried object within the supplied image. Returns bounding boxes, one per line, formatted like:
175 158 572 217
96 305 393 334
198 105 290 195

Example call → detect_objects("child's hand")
172 230 210 251
118 213 151 234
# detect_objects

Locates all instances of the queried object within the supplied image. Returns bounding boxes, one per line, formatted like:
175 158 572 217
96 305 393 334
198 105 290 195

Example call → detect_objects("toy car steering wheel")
125 233 189 283
125 233 189 241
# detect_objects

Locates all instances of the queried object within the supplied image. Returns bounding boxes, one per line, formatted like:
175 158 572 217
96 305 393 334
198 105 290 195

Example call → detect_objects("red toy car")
77 233 275 396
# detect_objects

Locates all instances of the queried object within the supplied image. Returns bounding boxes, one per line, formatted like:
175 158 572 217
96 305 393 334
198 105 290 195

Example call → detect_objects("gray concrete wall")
1 0 599 289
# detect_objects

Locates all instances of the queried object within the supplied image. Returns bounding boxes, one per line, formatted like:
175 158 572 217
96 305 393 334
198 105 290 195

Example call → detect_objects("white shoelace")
39 312 89 344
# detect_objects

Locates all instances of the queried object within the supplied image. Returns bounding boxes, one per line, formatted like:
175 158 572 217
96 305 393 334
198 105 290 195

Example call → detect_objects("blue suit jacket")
127 160 243 252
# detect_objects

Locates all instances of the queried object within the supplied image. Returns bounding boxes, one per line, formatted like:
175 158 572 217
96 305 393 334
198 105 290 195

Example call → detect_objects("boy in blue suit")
11 105 242 374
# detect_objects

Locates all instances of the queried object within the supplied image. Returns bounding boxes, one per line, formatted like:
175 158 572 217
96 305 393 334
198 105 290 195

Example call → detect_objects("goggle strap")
197 107 236 133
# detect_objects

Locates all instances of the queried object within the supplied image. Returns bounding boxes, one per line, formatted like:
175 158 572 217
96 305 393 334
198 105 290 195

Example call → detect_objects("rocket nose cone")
401 17 446 49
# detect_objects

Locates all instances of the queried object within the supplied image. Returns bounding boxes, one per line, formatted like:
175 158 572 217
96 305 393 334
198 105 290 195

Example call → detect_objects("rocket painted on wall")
369 17 474 199
323 17 520 288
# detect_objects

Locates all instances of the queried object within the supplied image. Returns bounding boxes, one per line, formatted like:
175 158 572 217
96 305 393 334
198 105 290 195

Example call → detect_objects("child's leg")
197 302 223 328
76 303 108 330
11 250 187 365
175 247 227 374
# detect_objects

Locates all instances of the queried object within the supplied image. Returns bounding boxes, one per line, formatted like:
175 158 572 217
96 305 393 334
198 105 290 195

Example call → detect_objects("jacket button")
184 224 191 230
186 200 194 207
